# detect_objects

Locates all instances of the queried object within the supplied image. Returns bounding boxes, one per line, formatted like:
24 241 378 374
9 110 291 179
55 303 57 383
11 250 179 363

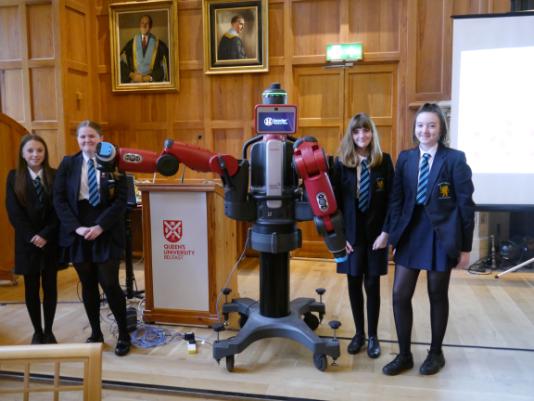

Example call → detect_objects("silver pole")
495 256 534 279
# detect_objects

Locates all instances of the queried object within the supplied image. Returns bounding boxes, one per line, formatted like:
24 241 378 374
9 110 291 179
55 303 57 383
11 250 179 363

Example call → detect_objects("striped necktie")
87 159 100 207
33 176 44 204
358 159 370 212
416 153 431 204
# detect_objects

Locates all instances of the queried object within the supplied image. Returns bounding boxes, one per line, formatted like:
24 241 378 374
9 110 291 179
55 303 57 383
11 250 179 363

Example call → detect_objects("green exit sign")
326 43 363 62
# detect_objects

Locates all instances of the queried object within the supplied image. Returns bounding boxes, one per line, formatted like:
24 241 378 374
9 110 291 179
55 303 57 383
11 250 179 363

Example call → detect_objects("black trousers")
74 260 129 341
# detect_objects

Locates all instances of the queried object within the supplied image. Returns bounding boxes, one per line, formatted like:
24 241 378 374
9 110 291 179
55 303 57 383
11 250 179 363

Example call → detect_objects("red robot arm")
102 140 239 177
293 138 347 262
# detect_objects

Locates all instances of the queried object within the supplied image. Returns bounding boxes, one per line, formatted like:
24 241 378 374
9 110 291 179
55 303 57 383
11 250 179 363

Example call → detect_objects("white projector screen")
450 13 534 210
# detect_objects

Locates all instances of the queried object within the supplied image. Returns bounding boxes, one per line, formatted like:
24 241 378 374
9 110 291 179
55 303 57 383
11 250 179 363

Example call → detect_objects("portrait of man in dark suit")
204 0 268 74
119 14 170 83
217 15 247 60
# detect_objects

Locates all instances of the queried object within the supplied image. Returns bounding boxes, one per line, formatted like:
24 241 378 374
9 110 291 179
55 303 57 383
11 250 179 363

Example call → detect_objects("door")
293 63 397 258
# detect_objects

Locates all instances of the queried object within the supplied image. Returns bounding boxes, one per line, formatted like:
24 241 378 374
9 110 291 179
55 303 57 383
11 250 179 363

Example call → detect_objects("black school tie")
33 176 44 204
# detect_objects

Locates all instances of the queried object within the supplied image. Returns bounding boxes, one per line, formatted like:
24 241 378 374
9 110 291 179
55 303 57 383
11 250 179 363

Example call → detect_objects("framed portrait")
202 0 268 74
109 0 178 92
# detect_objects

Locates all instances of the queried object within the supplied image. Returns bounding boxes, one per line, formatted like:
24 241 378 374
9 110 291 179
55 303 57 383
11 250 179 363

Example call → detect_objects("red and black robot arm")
96 139 239 178
96 139 255 221
293 138 347 262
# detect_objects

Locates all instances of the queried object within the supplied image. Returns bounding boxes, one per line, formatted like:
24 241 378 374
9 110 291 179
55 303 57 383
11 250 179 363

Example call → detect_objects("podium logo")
163 220 183 243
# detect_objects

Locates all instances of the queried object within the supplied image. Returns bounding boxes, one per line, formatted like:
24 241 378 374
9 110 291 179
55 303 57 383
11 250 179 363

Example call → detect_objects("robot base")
213 297 340 372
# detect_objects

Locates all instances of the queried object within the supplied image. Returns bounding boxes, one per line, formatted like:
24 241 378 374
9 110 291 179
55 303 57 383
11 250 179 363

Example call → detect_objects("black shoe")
347 333 365 354
31 332 43 345
382 354 414 376
86 333 104 343
367 336 381 359
42 332 57 344
419 351 445 375
114 339 131 356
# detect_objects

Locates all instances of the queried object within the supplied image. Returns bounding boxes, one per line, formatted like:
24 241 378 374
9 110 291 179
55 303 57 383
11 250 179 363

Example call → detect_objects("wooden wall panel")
348 0 401 53
294 67 343 120
96 14 110 67
27 3 54 59
171 70 203 121
64 69 90 122
36 129 61 167
268 2 284 58
210 76 245 121
292 0 340 56
415 0 447 96
347 67 394 117
178 7 202 65
346 63 397 155
0 6 21 60
0 69 24 122
65 6 88 65
0 0 63 161
30 67 57 121
212 129 245 159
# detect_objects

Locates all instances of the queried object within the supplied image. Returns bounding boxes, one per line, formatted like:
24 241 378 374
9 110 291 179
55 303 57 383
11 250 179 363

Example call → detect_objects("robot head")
255 83 297 135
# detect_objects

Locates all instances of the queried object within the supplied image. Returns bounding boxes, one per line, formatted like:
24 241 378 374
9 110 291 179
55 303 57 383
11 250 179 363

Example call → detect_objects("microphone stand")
124 176 144 299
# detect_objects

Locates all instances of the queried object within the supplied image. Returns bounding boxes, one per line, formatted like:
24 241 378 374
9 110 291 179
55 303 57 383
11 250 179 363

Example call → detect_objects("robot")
96 83 347 371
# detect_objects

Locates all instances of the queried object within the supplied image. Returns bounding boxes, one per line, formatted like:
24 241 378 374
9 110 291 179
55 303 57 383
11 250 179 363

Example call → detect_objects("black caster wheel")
226 355 235 372
303 312 320 330
238 313 248 328
313 353 327 371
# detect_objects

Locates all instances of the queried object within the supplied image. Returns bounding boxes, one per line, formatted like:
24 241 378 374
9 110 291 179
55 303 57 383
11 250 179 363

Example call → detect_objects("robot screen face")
255 105 297 135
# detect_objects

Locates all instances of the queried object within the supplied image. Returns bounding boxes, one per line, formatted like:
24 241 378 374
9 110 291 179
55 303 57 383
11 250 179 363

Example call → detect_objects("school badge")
375 178 385 192
438 182 451 199
163 219 183 243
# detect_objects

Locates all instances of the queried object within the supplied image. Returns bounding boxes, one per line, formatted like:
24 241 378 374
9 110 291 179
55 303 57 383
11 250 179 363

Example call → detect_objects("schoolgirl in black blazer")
54 120 130 356
333 113 394 359
6 134 62 344
383 103 475 376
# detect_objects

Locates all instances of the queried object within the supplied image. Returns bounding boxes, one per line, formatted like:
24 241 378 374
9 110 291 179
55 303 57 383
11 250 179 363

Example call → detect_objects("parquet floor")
1 257 533 401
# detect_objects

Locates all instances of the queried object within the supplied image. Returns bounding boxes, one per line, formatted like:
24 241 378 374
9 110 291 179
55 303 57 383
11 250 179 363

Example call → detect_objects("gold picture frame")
202 0 268 75
109 0 178 92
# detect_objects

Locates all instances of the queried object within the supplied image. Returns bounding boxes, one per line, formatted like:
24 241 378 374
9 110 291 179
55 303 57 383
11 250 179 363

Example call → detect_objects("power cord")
215 233 250 322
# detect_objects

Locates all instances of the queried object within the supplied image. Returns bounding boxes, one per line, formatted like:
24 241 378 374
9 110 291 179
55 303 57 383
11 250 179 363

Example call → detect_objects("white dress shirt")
79 153 101 201
418 143 438 182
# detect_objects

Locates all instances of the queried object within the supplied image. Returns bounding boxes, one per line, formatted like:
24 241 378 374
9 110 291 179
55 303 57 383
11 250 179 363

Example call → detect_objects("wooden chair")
0 343 102 401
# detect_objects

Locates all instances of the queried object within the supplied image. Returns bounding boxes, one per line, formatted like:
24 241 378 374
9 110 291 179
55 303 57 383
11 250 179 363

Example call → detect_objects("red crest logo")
163 220 182 243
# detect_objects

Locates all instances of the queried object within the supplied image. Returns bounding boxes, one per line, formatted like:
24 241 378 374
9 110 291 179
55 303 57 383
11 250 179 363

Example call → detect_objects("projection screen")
450 12 534 210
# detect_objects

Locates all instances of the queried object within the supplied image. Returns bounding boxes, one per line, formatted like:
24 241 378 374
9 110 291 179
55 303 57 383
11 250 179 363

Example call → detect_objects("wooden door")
293 63 397 258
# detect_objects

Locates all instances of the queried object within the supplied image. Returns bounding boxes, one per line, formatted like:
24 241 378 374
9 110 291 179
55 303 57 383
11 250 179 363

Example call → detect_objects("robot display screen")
255 105 297 135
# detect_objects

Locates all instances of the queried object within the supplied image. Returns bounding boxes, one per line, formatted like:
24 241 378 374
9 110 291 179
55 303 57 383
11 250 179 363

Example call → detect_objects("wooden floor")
1 258 534 401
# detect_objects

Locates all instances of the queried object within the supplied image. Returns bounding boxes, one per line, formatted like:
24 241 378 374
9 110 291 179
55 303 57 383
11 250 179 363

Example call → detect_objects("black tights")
347 274 381 337
74 261 129 340
392 265 451 356
24 269 58 335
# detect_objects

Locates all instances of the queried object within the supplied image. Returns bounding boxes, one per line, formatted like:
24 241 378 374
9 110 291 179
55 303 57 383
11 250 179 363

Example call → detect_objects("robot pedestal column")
259 252 290 317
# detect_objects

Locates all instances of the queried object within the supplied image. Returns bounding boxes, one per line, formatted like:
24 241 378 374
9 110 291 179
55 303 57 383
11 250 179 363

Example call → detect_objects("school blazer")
388 145 475 260
333 153 394 245
53 152 127 249
5 169 60 274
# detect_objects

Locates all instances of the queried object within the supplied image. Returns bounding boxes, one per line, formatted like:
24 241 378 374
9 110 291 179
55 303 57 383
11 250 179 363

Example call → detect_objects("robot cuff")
335 254 348 263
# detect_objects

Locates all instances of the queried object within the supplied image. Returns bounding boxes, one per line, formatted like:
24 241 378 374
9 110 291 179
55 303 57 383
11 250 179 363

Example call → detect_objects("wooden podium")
138 181 238 326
